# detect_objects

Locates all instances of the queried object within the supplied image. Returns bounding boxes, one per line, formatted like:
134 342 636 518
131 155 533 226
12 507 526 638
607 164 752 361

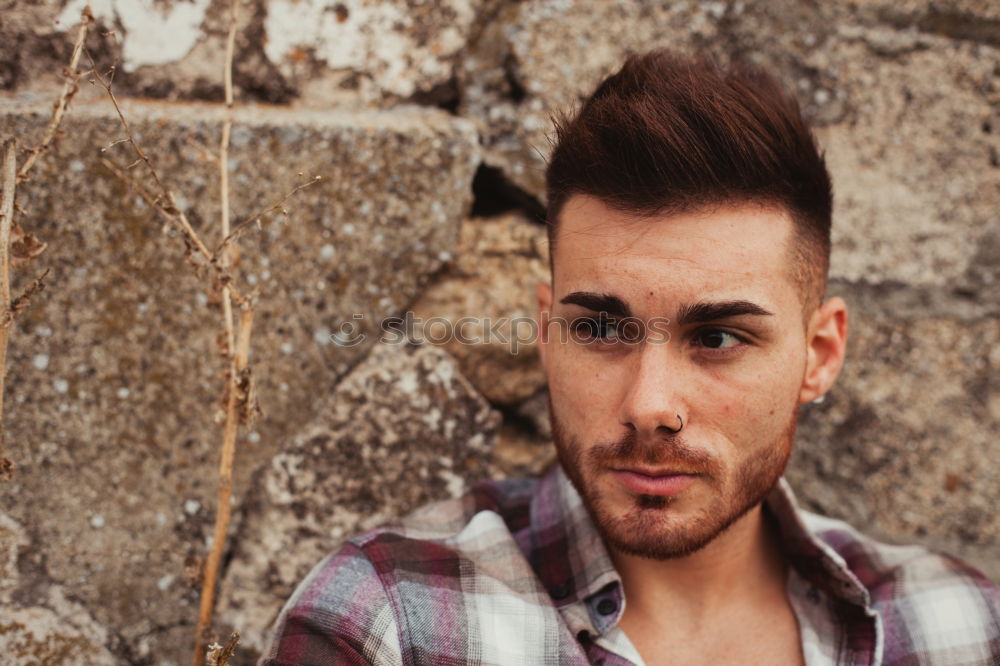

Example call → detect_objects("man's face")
538 194 814 560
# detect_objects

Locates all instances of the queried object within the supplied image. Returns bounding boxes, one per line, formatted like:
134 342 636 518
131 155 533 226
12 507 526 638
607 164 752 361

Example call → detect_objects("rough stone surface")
489 386 557 478
216 342 502 659
459 0 999 286
411 212 550 405
0 601 118 665
817 37 999 285
853 0 1000 38
7 0 504 107
492 421 555 479
0 95 477 665
1 2 998 663
0 515 118 665
514 387 553 441
789 282 1000 582
259 0 500 106
459 1 703 199
457 1 844 195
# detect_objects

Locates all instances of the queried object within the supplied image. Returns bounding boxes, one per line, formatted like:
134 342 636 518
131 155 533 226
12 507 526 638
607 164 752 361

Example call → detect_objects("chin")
596 490 760 560
549 395 799 560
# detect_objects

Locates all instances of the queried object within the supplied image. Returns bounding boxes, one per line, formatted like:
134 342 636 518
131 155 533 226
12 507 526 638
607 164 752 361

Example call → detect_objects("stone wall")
1 1 997 664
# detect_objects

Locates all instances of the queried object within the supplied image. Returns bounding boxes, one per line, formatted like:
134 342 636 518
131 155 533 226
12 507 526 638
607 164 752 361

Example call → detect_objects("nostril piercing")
664 414 683 434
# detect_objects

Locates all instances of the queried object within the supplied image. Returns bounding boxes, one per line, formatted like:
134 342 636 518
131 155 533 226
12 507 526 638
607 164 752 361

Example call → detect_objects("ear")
798 296 848 403
536 282 553 371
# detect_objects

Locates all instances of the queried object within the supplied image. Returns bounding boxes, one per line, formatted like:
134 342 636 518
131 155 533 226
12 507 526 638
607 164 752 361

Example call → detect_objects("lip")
612 469 698 496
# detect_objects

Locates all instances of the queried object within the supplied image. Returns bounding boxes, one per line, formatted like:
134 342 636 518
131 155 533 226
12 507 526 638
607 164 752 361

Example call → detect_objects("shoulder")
801 509 1000 664
798 508 999 603
260 540 402 665
343 476 542 619
261 477 539 665
356 476 537 553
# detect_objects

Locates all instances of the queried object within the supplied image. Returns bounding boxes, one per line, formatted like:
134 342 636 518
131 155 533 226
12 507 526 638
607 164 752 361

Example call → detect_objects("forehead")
551 195 797 304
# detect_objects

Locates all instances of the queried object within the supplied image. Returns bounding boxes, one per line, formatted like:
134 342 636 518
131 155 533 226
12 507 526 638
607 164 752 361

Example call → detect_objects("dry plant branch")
86 57 169 199
17 7 93 183
218 0 238 366
86 56 250 307
193 0 248 663
206 631 240 666
0 144 47 481
1 142 14 323
97 155 225 286
186 137 220 166
0 140 16 478
194 304 254 665
99 157 166 211
0 6 93 478
6 269 51 325
84 1 311 658
213 175 321 259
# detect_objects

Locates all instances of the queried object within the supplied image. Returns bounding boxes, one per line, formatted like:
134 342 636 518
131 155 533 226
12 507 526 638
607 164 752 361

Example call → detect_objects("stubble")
550 399 797 560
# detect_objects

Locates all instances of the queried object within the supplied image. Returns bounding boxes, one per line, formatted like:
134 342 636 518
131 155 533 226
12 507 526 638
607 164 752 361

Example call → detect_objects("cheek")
547 350 619 427
699 367 802 438
708 348 804 404
548 357 593 412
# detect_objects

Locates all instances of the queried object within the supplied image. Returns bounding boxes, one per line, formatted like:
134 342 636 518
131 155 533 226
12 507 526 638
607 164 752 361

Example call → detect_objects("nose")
618 342 686 437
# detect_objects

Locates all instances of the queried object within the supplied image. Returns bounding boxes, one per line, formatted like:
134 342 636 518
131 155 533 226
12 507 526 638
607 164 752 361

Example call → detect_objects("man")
261 50 1000 665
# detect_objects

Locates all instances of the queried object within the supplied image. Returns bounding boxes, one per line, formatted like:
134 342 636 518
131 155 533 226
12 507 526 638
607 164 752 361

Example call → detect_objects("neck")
610 503 789 624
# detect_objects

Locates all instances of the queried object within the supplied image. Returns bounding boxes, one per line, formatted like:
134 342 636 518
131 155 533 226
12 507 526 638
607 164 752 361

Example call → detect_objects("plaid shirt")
261 465 1000 665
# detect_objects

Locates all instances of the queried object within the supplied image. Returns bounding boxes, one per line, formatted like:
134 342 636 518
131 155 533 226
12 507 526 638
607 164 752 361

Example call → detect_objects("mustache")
586 428 721 475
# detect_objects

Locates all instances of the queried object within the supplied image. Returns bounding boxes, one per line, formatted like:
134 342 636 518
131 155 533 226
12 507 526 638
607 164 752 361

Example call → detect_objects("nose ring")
664 414 684 434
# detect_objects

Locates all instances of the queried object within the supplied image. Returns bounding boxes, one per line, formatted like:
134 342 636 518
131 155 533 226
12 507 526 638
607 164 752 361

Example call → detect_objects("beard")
550 398 797 560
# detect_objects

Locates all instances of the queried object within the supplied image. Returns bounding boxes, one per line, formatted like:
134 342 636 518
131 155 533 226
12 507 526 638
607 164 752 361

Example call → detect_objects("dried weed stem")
0 140 16 478
0 6 92 478
83 1 312 658
17 7 93 182
206 631 240 666
193 0 248 663
215 176 321 257
194 303 254 666
86 52 249 307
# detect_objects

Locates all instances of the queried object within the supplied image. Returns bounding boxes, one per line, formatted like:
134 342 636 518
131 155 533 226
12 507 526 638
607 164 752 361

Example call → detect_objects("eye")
694 329 744 350
572 316 622 344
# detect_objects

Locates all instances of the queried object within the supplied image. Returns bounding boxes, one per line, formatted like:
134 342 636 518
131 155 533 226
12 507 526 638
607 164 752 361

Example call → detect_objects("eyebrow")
559 292 633 318
558 293 774 324
675 300 774 325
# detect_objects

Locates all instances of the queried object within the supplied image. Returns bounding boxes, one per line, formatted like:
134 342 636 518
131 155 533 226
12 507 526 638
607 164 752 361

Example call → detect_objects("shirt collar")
523 464 878 639
525 463 620 607
523 464 622 638
765 476 874 610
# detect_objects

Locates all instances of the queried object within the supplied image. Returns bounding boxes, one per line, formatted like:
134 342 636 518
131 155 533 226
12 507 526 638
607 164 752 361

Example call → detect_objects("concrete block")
0 93 479 664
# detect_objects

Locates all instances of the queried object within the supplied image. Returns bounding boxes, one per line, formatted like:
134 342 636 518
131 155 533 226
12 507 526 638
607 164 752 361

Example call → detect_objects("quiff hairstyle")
545 49 833 313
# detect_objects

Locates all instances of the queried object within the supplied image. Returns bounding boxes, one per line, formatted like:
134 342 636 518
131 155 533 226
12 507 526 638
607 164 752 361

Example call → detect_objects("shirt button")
552 584 570 601
596 598 618 616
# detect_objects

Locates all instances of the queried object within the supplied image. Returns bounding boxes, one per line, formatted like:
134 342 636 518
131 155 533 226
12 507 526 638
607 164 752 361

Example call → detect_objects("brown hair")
545 49 832 311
